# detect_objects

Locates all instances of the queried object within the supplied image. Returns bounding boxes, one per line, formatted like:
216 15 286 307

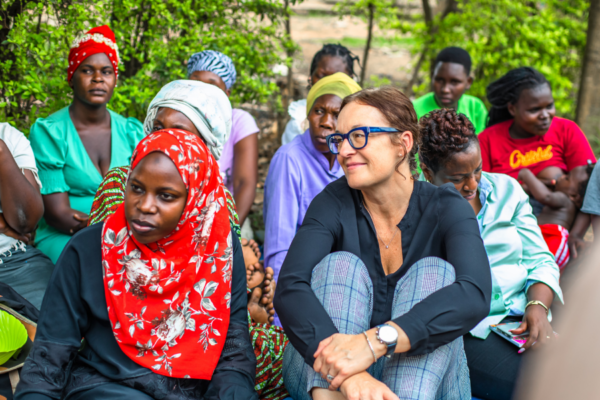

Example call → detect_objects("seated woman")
282 44 360 145
264 72 361 283
29 25 144 263
480 67 596 214
187 50 258 233
15 129 257 399
274 87 491 400
86 79 288 400
0 123 53 309
419 109 563 400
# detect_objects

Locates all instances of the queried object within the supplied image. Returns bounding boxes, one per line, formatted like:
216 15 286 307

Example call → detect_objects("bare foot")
261 266 276 306
241 238 261 268
260 266 276 324
248 287 270 324
246 262 265 289
265 297 275 324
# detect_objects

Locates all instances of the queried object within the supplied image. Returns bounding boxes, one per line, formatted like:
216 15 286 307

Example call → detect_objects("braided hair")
310 44 360 79
486 67 550 128
419 109 477 174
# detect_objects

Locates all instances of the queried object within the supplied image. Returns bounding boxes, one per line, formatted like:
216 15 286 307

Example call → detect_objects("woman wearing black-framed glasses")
275 86 492 400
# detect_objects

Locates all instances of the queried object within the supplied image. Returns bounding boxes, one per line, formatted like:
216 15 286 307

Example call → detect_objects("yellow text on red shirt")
509 145 553 169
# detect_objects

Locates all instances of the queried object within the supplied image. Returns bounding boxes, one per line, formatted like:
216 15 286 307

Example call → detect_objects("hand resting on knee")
313 321 409 392
313 372 399 400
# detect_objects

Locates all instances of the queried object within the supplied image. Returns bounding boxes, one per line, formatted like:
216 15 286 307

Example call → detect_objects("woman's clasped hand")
314 333 378 391
313 324 410 392
337 372 400 400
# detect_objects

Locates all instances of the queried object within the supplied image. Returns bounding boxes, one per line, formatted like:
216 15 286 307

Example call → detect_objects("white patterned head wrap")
187 50 237 90
143 80 232 160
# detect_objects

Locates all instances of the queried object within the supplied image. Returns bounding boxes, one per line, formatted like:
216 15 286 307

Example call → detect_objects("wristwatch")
376 324 398 358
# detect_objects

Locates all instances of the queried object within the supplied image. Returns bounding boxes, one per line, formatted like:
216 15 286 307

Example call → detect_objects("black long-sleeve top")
274 177 492 366
15 223 257 400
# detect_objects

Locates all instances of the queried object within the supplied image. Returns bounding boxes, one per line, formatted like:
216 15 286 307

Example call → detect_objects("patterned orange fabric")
102 129 232 379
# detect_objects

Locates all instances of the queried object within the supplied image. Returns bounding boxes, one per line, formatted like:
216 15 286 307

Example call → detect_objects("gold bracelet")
363 331 377 363
525 300 549 315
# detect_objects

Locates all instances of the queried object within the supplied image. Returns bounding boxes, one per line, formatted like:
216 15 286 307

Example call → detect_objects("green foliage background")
1 0 295 134
397 0 589 119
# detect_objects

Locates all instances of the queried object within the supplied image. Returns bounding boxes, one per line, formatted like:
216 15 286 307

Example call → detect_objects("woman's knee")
310 251 374 333
311 251 372 291
392 257 456 318
312 251 366 278
399 256 456 288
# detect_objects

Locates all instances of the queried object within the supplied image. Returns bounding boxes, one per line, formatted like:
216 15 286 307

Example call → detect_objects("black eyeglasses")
326 127 399 154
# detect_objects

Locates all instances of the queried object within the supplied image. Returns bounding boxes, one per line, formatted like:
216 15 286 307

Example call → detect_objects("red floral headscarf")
68 25 120 82
102 129 233 379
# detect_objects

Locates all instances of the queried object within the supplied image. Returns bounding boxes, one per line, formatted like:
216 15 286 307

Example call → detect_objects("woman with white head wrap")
187 50 258 232
144 79 232 160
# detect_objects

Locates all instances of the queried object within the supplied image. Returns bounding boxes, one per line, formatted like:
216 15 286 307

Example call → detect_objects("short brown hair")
340 86 420 172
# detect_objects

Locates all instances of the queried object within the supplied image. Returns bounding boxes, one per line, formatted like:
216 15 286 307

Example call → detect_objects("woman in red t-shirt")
479 67 595 183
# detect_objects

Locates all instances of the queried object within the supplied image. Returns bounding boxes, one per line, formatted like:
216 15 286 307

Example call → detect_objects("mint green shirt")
30 107 144 263
413 92 488 134
470 172 563 338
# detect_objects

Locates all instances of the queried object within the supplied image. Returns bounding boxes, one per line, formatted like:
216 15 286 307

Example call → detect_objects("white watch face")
379 325 398 344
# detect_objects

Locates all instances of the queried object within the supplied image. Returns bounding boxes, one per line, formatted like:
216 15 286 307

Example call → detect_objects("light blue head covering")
187 50 237 90
144 80 232 160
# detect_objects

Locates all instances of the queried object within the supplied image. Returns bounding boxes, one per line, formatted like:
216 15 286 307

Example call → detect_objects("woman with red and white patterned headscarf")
29 25 145 264
15 129 258 399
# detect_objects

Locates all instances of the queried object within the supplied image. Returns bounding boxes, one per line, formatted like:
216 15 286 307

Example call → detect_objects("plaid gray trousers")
282 251 470 400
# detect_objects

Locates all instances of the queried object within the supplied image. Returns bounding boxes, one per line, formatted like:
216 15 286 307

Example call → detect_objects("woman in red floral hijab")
103 129 234 378
15 129 257 399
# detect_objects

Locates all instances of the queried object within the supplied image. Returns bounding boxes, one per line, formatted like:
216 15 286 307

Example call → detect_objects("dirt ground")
289 0 415 89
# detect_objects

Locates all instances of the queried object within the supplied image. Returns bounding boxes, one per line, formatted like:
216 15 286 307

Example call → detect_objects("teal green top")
417 171 563 338
412 92 488 134
470 172 563 339
30 107 144 262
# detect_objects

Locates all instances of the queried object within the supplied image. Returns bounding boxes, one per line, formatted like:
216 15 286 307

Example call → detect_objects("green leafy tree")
402 0 588 119
1 0 296 133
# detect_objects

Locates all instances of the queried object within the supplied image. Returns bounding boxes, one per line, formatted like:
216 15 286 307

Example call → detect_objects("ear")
225 88 231 97
421 163 434 183
507 102 516 117
465 76 473 90
399 130 413 159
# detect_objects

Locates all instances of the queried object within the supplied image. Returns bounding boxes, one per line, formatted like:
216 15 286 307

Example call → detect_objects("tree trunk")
285 0 293 108
405 0 432 96
360 2 375 86
405 0 456 96
576 0 600 145
278 0 294 141
421 0 433 26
